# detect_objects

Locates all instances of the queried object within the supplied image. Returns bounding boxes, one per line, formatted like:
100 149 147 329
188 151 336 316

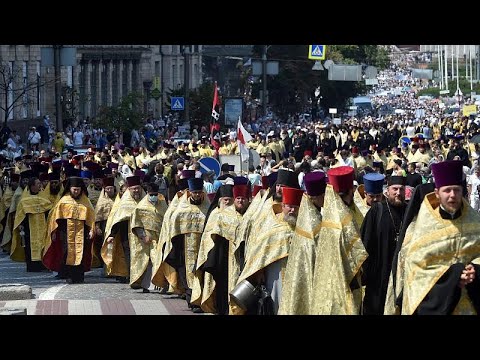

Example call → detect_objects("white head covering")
121 164 133 180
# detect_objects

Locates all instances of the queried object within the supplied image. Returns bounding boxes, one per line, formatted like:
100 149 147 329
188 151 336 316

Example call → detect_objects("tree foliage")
250 45 391 119
164 82 217 128
93 92 144 133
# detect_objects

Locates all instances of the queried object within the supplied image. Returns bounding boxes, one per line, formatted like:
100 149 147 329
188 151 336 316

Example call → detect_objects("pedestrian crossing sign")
308 45 326 60
171 97 185 111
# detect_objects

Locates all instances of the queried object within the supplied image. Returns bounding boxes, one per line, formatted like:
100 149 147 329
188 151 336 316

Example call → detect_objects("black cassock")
360 200 405 315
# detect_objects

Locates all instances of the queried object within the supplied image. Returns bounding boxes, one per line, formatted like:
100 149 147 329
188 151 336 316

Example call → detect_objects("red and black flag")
210 82 221 150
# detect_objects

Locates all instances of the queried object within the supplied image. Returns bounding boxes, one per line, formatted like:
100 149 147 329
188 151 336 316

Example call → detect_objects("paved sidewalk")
0 295 204 315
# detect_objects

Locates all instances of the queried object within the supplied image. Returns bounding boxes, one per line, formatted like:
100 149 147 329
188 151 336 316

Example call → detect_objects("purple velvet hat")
304 171 327 196
181 169 195 180
431 160 463 189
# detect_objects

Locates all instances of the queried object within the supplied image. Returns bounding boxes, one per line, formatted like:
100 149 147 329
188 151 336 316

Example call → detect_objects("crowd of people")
0 50 479 315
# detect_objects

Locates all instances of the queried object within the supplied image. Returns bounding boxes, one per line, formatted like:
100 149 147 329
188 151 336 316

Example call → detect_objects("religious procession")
0 45 479 315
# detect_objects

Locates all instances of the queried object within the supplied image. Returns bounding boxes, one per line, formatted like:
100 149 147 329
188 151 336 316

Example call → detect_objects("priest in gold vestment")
385 160 480 315
151 177 209 313
130 182 168 292
91 176 116 268
194 182 250 314
279 171 326 315
310 166 368 315
235 186 303 315
102 175 145 284
0 173 18 247
43 177 95 283
10 177 52 272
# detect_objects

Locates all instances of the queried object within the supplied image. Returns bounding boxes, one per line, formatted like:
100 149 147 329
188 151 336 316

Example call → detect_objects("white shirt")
468 173 480 197
73 131 84 146
28 131 41 144
7 137 17 150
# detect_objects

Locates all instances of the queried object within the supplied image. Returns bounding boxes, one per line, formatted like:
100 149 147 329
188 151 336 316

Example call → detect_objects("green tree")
93 92 144 133
250 45 391 119
164 82 219 129
188 82 217 128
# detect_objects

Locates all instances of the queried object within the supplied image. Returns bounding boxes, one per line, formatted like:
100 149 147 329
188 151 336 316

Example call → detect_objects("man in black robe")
202 179 250 315
360 175 406 315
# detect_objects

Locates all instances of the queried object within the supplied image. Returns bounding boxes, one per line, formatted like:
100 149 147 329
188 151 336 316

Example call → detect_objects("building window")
36 61 41 116
22 61 28 119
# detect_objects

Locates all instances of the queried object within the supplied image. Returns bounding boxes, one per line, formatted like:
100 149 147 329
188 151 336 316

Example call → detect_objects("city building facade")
0 45 203 125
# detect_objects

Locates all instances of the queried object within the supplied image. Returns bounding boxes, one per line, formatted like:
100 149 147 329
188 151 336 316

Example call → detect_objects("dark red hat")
261 176 269 189
233 184 250 199
207 192 216 202
327 166 354 194
282 186 304 207
126 175 141 187
252 185 263 197
351 147 359 154
134 169 145 178
431 160 463 189
181 170 195 180
304 171 327 196
102 177 115 187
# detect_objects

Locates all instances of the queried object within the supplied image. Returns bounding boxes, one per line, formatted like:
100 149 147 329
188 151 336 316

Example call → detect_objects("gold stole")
151 191 187 292
0 187 14 234
45 194 95 266
129 195 168 285
192 205 242 313
94 190 115 223
310 185 368 315
10 193 53 262
279 194 322 315
101 189 144 277
1 186 27 248
353 184 371 217
237 202 294 286
391 194 480 315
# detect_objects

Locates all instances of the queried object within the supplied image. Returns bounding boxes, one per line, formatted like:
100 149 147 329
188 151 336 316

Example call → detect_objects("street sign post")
199 157 221 178
308 45 326 60
171 97 185 111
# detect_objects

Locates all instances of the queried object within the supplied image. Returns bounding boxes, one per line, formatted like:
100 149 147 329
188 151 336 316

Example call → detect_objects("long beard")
190 197 202 205
273 192 282 203
50 186 60 195
283 214 297 227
